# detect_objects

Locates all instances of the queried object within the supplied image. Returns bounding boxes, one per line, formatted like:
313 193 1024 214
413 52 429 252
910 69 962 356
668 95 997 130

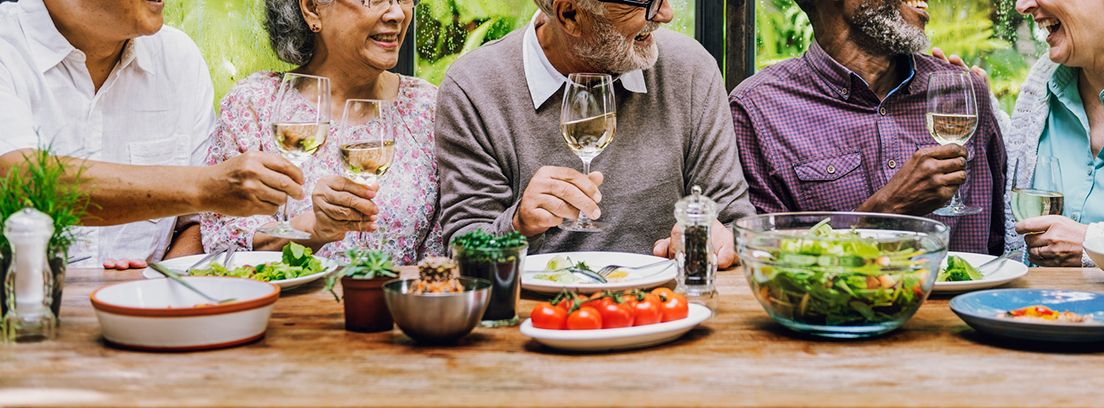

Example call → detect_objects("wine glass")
559 73 616 232
257 73 332 240
336 99 396 248
927 72 980 217
1011 156 1064 222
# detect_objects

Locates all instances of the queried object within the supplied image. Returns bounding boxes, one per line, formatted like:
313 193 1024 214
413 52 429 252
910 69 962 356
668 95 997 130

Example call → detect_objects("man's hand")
857 144 968 215
103 259 148 270
512 166 603 237
1016 215 1088 267
652 219 737 270
198 152 306 217
306 176 379 244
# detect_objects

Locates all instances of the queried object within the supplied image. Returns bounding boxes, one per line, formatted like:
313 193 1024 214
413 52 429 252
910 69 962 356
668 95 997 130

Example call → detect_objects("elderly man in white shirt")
0 0 379 269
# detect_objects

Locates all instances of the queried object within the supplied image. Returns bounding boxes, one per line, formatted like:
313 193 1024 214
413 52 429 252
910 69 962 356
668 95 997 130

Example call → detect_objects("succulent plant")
324 248 398 301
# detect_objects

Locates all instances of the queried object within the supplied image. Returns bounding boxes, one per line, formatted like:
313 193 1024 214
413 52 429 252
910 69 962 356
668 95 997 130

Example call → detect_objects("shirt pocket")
792 152 867 211
128 135 185 165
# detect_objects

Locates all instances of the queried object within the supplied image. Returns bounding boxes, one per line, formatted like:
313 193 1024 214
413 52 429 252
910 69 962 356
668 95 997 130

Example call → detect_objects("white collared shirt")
0 0 215 267
522 12 648 109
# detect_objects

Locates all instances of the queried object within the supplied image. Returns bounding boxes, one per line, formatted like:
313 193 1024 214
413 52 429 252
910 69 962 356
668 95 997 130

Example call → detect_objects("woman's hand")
1016 215 1089 267
306 175 380 244
652 219 738 270
931 47 989 81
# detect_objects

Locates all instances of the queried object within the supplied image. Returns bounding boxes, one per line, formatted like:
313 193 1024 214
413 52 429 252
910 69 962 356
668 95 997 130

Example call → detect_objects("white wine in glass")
926 113 978 146
340 140 396 185
562 111 616 160
337 99 396 249
273 122 329 165
559 73 616 232
927 72 980 216
1011 156 1064 222
257 73 331 240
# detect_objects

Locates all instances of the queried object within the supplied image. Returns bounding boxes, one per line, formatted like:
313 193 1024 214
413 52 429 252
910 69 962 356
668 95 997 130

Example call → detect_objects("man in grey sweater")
435 0 755 268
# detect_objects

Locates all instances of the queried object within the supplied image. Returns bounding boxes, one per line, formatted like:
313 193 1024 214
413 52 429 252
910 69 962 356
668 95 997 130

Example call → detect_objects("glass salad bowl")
735 212 950 338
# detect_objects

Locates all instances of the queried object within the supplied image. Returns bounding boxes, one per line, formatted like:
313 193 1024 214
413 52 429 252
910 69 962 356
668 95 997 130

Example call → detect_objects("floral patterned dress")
200 71 444 264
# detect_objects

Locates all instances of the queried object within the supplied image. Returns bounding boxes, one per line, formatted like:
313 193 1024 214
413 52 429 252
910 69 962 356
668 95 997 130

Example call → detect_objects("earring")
311 24 321 32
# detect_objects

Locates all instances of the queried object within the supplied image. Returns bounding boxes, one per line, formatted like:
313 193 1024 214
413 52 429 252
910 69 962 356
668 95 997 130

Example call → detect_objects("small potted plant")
450 230 528 327
325 248 398 332
0 149 88 320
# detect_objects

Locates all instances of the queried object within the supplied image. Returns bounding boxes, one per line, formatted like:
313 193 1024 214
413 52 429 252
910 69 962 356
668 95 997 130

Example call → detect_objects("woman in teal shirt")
1005 0 1104 266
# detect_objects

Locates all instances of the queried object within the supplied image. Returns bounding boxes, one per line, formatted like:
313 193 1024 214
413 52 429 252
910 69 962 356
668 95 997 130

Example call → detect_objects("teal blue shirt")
1036 65 1104 224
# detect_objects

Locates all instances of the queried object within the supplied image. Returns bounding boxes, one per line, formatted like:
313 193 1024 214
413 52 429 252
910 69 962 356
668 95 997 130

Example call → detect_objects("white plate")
522 252 676 294
933 251 1029 294
142 251 336 290
520 303 712 352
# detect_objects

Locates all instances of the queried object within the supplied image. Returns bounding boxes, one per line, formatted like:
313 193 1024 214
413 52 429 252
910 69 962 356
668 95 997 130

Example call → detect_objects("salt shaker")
673 186 718 310
3 208 57 343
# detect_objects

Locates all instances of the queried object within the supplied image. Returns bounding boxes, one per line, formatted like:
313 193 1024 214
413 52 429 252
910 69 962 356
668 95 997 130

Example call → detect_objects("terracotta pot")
341 276 393 333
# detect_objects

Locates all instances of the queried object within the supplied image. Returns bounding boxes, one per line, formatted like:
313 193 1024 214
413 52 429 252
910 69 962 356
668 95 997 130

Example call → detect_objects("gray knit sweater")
434 29 756 254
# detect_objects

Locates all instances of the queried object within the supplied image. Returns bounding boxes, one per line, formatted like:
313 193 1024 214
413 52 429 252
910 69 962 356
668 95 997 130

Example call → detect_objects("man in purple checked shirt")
730 0 1006 255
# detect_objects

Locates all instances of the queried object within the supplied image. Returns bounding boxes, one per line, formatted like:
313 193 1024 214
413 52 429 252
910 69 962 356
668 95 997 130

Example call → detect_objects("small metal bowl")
382 277 491 344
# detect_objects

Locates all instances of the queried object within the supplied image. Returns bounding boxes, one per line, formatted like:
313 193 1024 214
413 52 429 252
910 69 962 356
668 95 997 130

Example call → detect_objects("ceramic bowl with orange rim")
90 277 280 351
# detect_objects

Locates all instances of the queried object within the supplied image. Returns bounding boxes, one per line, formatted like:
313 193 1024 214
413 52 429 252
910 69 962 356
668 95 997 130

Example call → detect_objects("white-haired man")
435 0 755 267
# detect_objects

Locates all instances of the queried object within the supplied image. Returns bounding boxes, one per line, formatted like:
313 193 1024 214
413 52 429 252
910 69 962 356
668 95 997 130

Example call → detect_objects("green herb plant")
324 248 398 301
0 149 89 258
450 230 527 264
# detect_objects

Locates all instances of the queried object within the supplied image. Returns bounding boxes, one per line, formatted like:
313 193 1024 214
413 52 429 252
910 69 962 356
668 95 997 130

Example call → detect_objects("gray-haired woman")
199 0 444 264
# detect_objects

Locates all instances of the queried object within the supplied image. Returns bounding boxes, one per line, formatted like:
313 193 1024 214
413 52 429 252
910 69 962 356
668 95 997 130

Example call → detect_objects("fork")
185 247 228 273
977 251 1018 276
595 259 675 278
149 263 237 304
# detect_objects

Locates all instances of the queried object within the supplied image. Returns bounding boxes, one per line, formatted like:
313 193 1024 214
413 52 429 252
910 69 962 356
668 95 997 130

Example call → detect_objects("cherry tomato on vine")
530 302 567 330
598 302 634 328
660 293 689 322
566 306 603 330
632 296 663 326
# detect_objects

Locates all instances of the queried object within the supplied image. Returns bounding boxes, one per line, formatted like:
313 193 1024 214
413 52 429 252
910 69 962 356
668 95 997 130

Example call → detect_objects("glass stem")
578 158 593 225
278 194 293 226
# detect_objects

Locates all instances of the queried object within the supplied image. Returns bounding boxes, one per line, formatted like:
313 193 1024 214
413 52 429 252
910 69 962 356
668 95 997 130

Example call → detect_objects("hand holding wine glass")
927 71 980 217
1011 156 1063 222
559 73 616 232
258 73 332 240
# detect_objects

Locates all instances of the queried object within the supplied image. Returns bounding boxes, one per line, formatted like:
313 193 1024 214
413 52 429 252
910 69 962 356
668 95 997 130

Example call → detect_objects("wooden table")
2 266 1104 407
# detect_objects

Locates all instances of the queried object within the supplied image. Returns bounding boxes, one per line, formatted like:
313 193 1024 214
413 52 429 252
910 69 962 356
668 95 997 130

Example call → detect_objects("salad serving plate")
933 251 1029 294
522 252 676 294
950 289 1104 342
520 303 712 351
142 251 336 290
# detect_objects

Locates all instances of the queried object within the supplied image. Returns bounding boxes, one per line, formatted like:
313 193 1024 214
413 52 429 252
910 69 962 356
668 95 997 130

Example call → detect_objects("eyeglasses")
361 0 419 10
597 0 665 21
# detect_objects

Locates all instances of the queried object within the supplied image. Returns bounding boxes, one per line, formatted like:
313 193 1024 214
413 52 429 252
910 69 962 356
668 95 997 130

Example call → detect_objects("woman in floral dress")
200 0 443 264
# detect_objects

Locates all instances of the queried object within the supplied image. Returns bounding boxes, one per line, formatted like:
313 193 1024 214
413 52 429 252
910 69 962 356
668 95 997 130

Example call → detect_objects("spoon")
149 263 236 304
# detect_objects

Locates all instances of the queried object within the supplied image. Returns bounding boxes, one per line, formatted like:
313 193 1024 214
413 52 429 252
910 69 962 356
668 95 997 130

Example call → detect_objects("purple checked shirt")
729 42 1006 255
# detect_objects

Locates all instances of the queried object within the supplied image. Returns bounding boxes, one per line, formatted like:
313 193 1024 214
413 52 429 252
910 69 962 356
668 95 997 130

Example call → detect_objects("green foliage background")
165 0 1038 113
756 0 1042 113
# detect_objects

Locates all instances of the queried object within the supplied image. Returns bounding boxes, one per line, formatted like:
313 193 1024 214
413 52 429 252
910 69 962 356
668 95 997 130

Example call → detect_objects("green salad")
750 219 935 326
191 242 327 282
937 255 982 282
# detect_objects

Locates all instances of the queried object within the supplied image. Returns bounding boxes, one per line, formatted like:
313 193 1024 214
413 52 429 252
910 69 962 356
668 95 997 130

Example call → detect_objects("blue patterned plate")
950 289 1104 342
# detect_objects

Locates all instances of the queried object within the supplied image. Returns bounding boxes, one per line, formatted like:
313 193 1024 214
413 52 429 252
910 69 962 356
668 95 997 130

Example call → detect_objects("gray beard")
572 18 660 74
849 0 930 55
